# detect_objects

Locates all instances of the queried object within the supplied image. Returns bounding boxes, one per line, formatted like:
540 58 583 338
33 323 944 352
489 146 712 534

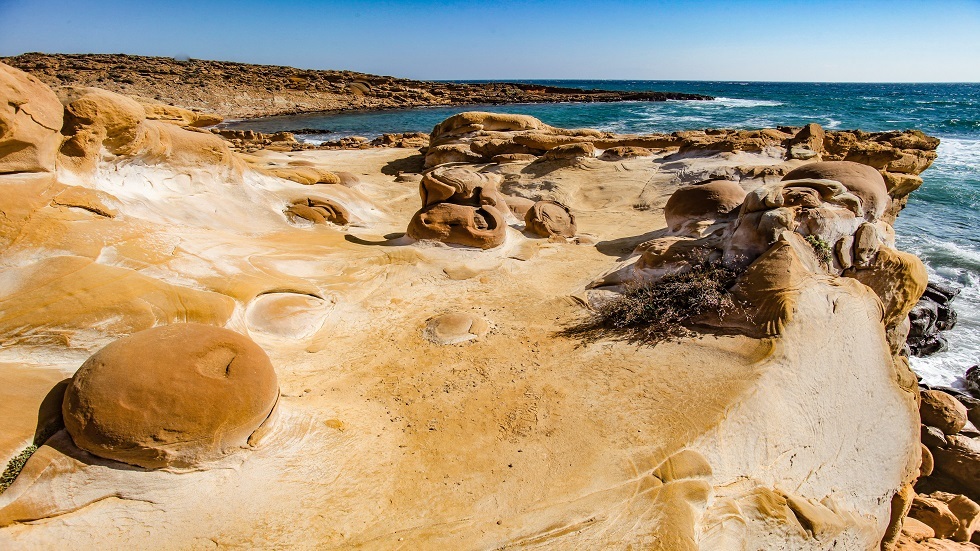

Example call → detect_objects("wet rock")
966 365 980 399
908 281 959 357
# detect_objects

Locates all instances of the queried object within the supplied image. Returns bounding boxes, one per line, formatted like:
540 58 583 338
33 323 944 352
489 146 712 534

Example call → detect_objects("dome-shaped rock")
62 323 279 469
782 161 889 221
664 180 746 235
524 200 577 238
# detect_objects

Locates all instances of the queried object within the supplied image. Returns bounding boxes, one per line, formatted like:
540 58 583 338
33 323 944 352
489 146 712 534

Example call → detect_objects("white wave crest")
685 98 784 109
710 97 784 108
910 270 980 387
935 137 980 171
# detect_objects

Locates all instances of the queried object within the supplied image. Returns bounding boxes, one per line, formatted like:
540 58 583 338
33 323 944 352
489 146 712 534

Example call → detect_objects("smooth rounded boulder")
920 389 969 435
524 200 577 238
664 180 746 235
782 161 889 221
62 323 279 469
0 62 64 173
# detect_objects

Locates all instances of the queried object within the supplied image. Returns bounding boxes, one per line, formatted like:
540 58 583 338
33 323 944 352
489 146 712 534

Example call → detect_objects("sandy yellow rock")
0 62 63 173
62 323 279 468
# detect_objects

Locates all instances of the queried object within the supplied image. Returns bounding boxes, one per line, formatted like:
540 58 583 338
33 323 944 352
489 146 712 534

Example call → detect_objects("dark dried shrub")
562 259 742 345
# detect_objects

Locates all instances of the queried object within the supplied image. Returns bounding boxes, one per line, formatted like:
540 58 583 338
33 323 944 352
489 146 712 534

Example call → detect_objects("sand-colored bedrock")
0 62 960 549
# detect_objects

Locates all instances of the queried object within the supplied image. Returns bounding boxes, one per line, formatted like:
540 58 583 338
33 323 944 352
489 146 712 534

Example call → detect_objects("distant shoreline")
1 52 713 120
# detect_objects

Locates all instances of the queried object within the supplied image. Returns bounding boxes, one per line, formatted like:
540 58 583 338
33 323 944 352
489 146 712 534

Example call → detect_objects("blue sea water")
227 81 980 386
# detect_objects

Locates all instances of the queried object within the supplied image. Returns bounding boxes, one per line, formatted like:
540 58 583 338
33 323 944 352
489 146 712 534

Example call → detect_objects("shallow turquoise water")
228 81 980 386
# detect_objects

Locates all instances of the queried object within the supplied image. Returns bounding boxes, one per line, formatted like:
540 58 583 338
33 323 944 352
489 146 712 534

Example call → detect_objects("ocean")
226 81 980 387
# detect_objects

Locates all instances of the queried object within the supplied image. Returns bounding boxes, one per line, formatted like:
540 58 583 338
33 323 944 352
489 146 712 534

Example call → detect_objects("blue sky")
1 0 979 82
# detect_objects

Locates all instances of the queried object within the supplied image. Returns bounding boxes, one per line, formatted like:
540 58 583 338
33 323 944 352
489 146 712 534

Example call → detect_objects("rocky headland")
0 53 712 120
1 58 978 550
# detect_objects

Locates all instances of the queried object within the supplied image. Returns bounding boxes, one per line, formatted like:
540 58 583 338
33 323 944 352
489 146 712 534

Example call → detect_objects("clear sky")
2 0 979 82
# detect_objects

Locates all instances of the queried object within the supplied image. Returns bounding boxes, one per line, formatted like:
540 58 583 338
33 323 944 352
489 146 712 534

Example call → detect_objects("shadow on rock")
380 153 425 176
595 228 670 259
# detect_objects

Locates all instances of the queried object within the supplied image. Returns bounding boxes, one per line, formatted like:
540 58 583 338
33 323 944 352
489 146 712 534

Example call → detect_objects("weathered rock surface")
406 165 511 249
0 82 939 550
907 282 959 357
663 179 747 236
922 390 970 436
423 312 490 345
0 63 63 173
62 324 279 469
407 202 507 249
524 200 577 239
932 435 980 497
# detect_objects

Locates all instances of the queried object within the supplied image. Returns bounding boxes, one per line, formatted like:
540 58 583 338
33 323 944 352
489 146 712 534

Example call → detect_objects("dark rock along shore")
1 53 713 119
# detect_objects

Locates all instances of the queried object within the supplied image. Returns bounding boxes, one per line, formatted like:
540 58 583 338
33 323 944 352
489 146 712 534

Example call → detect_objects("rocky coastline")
1 52 712 120
2 58 980 550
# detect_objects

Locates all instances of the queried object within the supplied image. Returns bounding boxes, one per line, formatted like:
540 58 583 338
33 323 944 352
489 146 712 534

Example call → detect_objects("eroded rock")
407 202 507 249
62 323 279 469
663 180 746 236
423 312 489 345
0 62 64 173
286 197 351 225
921 390 969 436
524 200 576 239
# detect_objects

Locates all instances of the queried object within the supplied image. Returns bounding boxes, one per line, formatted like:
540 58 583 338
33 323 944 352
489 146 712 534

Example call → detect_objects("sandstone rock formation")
663 180 747 236
423 312 490 345
921 390 969 436
524 200 577 239
62 324 279 469
0 75 949 550
0 63 63 173
422 114 936 226
407 165 509 249
59 86 243 175
285 197 351 225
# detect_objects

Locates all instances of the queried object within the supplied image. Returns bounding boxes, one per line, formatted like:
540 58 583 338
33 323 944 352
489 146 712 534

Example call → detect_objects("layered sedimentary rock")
0 69 950 550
